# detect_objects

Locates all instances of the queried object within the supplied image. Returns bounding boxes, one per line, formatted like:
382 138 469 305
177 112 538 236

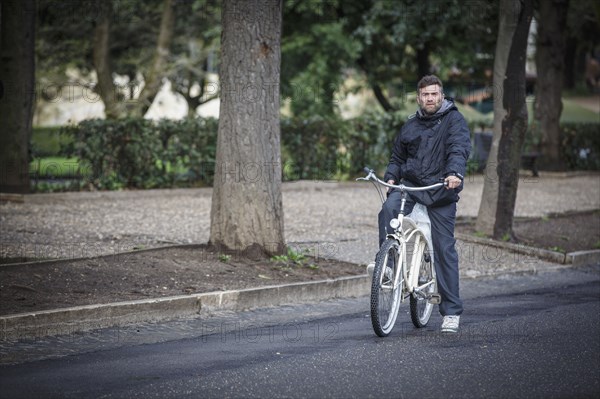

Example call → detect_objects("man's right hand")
386 180 395 193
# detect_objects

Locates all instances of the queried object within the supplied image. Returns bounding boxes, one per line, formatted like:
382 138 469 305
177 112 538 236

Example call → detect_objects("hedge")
560 122 600 170
30 117 598 191
52 114 402 190
60 118 218 190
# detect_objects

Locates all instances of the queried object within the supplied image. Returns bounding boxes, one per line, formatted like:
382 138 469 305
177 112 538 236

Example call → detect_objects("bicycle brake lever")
362 167 376 181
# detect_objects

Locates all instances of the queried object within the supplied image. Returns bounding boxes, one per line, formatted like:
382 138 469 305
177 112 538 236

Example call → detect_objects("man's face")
417 84 444 115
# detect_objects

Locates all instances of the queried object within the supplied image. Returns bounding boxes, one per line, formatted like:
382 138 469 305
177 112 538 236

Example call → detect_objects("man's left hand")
444 175 462 190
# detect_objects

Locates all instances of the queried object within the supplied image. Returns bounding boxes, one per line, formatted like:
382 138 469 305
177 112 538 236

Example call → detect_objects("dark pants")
378 190 463 316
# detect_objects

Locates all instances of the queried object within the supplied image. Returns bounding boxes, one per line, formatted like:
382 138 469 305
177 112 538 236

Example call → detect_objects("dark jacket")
383 99 471 206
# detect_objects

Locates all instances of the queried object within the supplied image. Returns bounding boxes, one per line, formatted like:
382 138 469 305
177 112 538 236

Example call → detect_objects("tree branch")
132 0 175 117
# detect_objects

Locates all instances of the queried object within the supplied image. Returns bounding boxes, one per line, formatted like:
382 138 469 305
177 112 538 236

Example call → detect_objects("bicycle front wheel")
410 236 435 328
371 238 403 337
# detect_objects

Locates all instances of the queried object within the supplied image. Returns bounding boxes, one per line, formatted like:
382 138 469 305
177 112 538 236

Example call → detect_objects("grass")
30 126 72 157
218 254 232 263
473 231 488 238
30 157 86 178
548 246 566 254
271 248 318 269
559 98 599 123
526 97 599 124
30 157 190 177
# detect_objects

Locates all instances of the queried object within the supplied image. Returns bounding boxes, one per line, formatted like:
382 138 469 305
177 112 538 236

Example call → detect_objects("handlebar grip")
364 167 373 174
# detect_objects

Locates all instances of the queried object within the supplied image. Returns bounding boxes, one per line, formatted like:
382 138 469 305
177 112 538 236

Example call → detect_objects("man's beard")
421 99 443 115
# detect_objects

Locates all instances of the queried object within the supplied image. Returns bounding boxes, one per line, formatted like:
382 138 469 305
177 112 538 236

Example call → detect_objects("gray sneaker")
441 315 460 333
366 262 375 277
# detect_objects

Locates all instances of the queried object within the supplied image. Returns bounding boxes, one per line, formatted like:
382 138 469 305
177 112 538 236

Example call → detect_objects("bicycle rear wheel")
410 236 435 328
371 238 403 337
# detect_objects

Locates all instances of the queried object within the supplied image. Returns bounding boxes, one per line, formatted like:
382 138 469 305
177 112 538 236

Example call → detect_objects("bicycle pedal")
428 294 441 304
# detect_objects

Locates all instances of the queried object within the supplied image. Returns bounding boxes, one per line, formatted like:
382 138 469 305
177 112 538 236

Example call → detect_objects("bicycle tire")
371 238 403 337
409 235 435 328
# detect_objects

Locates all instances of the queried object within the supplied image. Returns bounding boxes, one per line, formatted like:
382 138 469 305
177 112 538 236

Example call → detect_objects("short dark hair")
417 75 443 92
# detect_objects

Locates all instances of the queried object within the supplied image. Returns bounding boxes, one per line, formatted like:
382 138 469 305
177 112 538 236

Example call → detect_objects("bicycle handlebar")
358 167 447 191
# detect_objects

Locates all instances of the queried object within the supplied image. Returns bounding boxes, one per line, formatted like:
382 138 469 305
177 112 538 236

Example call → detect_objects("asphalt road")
1 265 599 399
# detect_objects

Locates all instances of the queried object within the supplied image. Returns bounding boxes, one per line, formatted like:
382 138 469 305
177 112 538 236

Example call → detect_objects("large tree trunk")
563 35 577 90
131 0 175 118
209 0 285 256
494 0 533 240
475 0 516 235
416 42 431 79
0 0 35 193
476 0 533 239
533 0 569 171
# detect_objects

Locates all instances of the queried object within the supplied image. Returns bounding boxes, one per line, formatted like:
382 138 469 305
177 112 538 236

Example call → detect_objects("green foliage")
271 247 317 269
61 117 218 190
281 17 361 118
36 0 163 83
36 0 221 117
280 115 350 181
155 117 219 185
218 254 231 263
346 110 405 175
36 114 597 193
38 112 399 191
549 246 566 254
281 111 404 181
560 123 600 170
63 118 163 189
281 0 497 117
31 126 74 158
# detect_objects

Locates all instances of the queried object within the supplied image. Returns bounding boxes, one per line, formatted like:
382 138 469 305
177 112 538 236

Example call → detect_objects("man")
375 75 471 333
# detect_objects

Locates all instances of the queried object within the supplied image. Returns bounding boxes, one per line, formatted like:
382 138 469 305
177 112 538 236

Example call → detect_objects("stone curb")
456 233 567 263
566 250 600 267
457 233 600 267
2 242 598 342
2 259 595 342
0 275 370 341
0 261 577 342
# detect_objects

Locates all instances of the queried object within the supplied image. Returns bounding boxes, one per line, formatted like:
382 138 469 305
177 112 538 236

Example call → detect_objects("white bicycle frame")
388 215 435 301
358 168 443 302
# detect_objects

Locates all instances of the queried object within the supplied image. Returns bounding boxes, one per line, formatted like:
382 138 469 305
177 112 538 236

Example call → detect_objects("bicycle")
357 167 445 337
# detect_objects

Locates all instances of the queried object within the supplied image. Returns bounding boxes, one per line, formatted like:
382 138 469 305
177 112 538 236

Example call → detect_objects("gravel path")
1 172 599 277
